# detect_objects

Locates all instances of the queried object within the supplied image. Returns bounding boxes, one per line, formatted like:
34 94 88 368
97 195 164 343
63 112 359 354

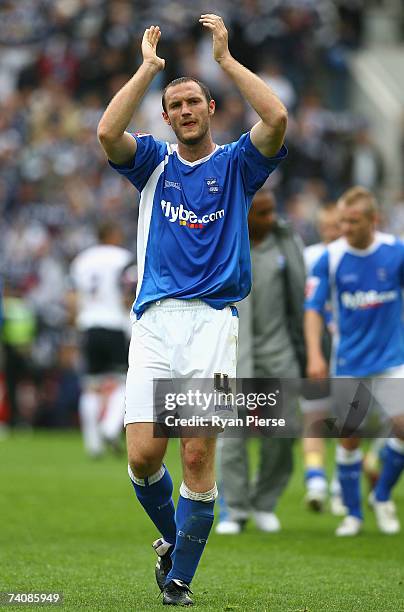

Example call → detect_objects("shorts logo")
160 199 225 229
205 177 221 194
214 403 233 412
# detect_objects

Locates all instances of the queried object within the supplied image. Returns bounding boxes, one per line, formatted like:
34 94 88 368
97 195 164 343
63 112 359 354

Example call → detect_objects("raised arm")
97 26 165 165
199 14 287 157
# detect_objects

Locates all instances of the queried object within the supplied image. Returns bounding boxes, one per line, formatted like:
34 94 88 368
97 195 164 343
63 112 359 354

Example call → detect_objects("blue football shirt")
305 233 404 376
109 132 287 317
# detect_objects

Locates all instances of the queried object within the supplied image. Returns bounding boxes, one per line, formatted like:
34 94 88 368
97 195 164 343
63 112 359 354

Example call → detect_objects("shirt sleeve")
108 133 167 192
232 131 288 196
304 250 330 313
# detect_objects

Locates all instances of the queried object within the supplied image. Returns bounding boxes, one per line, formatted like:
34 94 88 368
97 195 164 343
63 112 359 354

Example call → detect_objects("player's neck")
347 233 375 250
177 137 216 163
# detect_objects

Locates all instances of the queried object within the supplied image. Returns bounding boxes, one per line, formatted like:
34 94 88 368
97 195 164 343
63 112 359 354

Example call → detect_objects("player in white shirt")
69 222 133 457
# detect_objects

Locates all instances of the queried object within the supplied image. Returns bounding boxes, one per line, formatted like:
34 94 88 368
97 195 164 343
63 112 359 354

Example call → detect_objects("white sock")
180 481 218 502
388 437 404 454
100 383 125 441
79 391 103 455
336 445 363 465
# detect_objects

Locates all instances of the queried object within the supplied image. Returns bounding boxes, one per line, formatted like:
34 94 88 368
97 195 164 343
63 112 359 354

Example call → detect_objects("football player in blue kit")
305 186 404 537
97 14 287 605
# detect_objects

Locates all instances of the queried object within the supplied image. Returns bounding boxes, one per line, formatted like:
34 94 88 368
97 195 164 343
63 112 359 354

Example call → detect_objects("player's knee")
128 449 162 478
391 415 404 439
182 444 211 474
339 437 360 451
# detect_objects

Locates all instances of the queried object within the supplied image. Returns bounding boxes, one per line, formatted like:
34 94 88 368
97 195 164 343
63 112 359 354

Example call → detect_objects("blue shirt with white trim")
305 233 404 376
109 132 287 317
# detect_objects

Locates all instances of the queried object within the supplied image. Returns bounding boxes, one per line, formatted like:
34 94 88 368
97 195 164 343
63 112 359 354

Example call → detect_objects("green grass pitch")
1 431 403 611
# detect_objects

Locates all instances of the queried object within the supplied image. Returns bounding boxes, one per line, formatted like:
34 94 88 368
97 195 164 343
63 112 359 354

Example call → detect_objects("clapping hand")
142 25 165 71
199 14 231 64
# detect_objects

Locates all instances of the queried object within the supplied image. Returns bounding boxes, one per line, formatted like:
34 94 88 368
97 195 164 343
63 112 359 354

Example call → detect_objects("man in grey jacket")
216 187 305 534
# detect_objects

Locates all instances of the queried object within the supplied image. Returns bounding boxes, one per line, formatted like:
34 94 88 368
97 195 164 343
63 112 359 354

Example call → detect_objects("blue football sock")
305 467 326 482
336 446 363 520
374 439 404 502
129 464 176 546
217 488 229 521
166 483 217 585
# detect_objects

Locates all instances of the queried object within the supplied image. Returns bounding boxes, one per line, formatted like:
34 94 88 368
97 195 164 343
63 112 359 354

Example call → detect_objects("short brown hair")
337 186 378 217
97 221 121 243
162 77 212 113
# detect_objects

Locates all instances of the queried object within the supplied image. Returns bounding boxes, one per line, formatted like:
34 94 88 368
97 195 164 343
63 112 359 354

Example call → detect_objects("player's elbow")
261 108 287 148
271 107 288 134
97 122 125 160
258 109 288 156
97 121 113 146
97 115 124 146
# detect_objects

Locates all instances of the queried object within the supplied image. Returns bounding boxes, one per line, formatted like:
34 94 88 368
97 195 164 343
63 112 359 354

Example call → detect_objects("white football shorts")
333 364 404 424
300 397 333 415
124 299 239 425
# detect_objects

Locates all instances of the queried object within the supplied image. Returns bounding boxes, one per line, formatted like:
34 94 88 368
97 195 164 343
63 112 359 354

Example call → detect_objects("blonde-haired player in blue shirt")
305 186 404 537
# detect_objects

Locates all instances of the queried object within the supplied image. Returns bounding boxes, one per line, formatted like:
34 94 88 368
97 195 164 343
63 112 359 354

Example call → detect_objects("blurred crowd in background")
0 0 404 429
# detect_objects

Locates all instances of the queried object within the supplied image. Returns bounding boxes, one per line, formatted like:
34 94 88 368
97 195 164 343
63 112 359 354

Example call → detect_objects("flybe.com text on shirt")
161 200 225 225
341 290 398 310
